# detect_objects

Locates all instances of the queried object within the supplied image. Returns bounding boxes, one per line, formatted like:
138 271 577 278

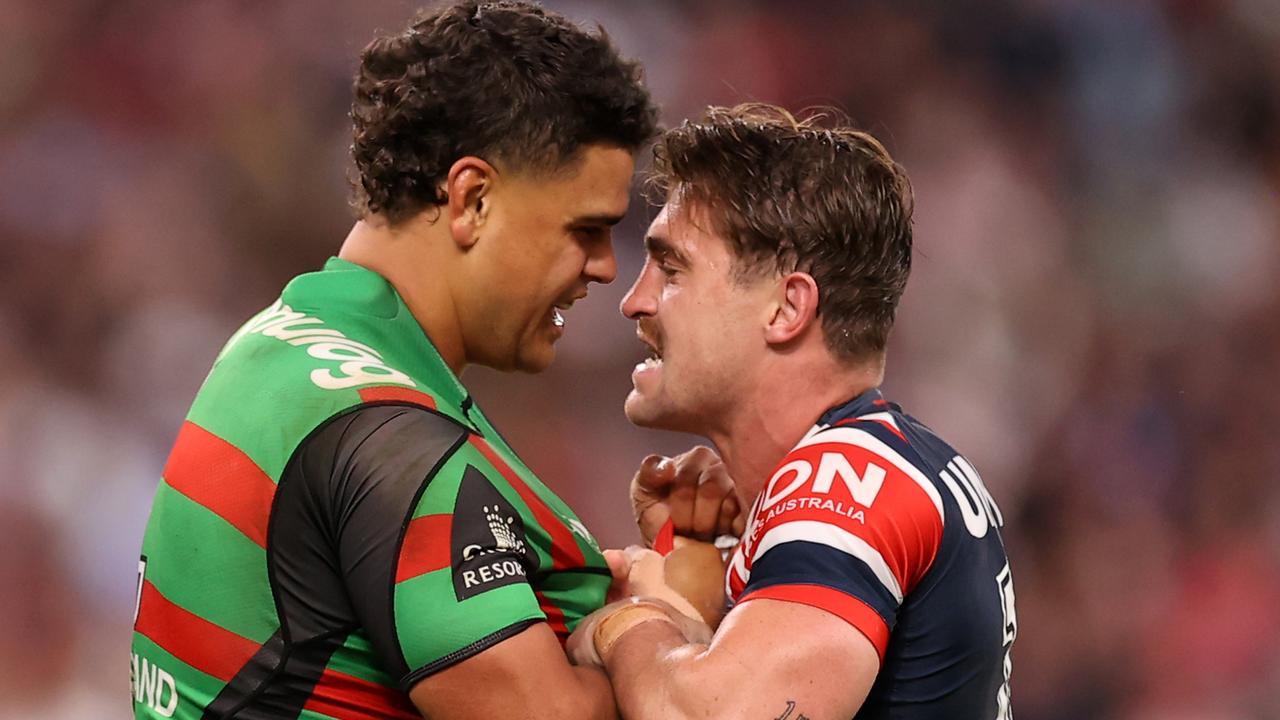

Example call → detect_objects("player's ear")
445 156 495 250
764 271 820 346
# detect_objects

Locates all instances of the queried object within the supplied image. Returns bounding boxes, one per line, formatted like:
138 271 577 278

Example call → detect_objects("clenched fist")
631 446 746 547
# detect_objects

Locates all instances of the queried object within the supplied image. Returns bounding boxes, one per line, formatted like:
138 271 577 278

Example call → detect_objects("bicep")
409 622 616 720
320 407 547 683
681 599 879 720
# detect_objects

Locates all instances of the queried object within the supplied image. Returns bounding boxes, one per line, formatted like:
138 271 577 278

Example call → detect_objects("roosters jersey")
727 389 1015 719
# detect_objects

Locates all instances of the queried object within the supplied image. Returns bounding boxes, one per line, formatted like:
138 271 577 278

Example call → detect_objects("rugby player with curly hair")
129 3 680 718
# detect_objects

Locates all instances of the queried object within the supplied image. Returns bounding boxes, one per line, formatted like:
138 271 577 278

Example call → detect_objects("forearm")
596 600 876 720
410 624 620 720
567 664 621 720
601 621 721 720
413 662 617 720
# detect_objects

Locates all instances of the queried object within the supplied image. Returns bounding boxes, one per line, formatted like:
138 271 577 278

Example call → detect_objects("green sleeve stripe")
401 618 539 690
392 570 545 678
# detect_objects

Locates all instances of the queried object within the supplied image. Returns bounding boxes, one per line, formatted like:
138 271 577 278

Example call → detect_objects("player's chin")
623 390 670 429
514 341 557 374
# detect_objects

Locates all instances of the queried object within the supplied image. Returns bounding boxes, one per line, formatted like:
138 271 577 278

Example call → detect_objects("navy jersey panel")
732 389 1015 720
746 541 900 629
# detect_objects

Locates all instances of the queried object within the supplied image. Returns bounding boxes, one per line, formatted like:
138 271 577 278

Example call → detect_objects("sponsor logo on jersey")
564 516 599 552
939 455 1004 538
223 299 415 390
452 466 539 600
131 653 178 717
743 445 884 553
759 449 886 513
463 505 527 560
755 496 868 533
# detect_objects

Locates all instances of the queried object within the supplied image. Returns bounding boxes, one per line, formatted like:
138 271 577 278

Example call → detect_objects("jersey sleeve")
300 405 545 691
738 424 945 660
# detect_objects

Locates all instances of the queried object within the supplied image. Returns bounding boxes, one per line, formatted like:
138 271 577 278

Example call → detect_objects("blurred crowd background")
2 0 1278 717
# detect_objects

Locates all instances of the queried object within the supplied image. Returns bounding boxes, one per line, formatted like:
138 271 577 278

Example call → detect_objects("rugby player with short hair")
570 105 1017 719
128 3 687 718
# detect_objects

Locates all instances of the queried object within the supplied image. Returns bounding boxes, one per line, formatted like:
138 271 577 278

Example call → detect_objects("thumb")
603 548 632 603
603 549 631 583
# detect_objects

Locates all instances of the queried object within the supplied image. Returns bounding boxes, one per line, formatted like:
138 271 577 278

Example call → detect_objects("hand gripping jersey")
130 258 609 719
727 390 1015 719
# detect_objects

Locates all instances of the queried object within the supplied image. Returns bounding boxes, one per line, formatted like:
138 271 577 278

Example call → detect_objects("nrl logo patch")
452 466 538 600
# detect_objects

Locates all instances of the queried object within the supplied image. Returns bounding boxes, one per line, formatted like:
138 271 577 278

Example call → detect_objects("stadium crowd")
0 1 1277 717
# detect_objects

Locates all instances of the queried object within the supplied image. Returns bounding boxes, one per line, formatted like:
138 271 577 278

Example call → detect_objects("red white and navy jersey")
727 389 1015 719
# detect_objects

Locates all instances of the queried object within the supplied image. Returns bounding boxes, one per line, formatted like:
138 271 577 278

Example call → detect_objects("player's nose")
620 267 656 319
585 238 618 285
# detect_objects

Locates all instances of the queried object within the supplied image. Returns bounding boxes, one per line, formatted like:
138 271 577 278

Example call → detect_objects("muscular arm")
603 426 947 720
295 405 618 720
410 623 616 719
601 599 878 720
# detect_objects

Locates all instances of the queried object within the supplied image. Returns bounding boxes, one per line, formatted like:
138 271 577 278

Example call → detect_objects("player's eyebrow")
569 212 626 227
643 233 689 266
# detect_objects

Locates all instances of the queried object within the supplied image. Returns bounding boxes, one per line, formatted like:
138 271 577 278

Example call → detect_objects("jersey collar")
316 256 471 412
815 387 898 428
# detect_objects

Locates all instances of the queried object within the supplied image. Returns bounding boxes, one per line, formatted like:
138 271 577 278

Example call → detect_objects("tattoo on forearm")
772 700 810 720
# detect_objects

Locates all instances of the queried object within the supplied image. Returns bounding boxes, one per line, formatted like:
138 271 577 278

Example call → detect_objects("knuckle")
690 445 715 461
697 478 723 499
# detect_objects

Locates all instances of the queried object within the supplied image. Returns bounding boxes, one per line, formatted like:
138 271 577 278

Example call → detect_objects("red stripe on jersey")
748 442 943 596
468 437 582 641
739 584 889 661
396 514 452 583
134 580 258 682
538 593 570 643
358 385 438 410
303 669 419 720
468 437 585 569
162 421 276 548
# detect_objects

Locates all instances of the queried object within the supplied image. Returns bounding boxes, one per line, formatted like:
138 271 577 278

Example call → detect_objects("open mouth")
636 333 663 372
551 296 582 329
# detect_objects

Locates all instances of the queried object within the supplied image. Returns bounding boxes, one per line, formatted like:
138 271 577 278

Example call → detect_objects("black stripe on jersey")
231 403 470 718
200 630 285 719
201 629 349 720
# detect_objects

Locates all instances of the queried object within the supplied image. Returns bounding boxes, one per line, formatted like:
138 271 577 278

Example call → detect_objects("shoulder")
756 420 946 529
292 403 473 497
740 417 951 600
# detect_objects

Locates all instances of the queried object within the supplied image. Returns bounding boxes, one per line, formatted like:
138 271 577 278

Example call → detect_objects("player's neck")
338 218 468 375
709 354 884 505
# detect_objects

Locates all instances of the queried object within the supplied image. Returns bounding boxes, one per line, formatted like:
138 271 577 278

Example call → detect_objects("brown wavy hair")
650 104 914 362
350 1 659 224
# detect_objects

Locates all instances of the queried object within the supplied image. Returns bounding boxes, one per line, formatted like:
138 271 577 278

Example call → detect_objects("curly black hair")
651 104 914 362
350 1 660 224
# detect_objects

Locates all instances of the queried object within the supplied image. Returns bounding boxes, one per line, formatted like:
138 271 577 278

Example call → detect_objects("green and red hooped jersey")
131 258 610 719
